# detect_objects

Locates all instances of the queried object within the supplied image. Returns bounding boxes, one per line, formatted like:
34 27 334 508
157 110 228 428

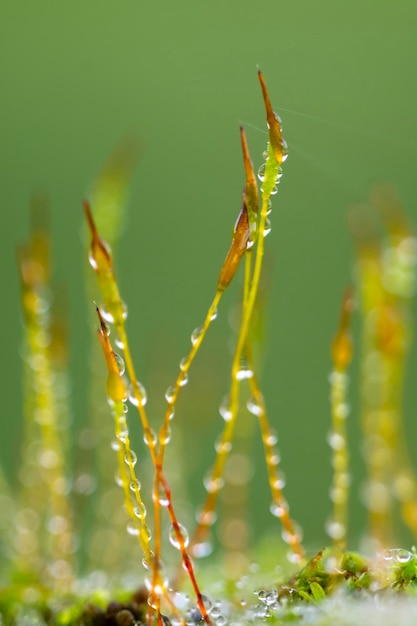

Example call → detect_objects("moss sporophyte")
3 71 417 625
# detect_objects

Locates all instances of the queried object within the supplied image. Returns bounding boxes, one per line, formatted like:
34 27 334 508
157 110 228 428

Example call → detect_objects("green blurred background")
1 0 417 558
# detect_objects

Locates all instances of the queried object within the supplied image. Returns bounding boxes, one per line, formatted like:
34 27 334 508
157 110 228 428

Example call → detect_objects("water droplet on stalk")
235 360 254 380
179 372 189 387
153 482 169 507
270 502 287 518
113 352 125 376
165 385 176 403
143 428 157 448
114 335 125 349
257 163 266 182
124 450 137 467
169 523 189 550
160 425 172 446
204 475 224 493
128 381 147 407
215 439 232 454
219 396 232 422
130 479 141 492
196 509 217 526
191 326 203 346
263 218 272 237
126 521 140 536
134 503 146 518
247 397 263 416
327 431 345 450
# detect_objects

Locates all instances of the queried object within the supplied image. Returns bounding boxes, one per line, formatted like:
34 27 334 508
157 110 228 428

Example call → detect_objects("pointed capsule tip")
83 199 96 234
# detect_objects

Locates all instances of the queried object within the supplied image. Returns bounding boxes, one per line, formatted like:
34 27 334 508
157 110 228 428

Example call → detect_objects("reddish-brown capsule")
217 202 250 291
258 69 285 166
83 199 113 272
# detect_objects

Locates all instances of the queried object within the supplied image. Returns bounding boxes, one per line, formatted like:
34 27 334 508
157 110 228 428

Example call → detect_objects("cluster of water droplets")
382 548 414 564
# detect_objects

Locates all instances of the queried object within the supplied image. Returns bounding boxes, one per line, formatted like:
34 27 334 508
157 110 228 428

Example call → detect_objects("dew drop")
143 428 157 448
246 238 255 251
113 352 125 376
281 138 289 162
130 479 141 492
124 450 137 467
200 594 213 612
325 519 345 541
169 523 189 550
114 472 123 488
235 360 254 380
191 326 203 346
335 403 350 419
114 335 125 349
247 397 263 417
287 551 303 565
383 548 413 563
265 432 278 446
270 502 287 518
256 589 277 606
165 385 176 403
39 449 59 469
196 509 217 526
110 440 120 451
134 503 146 518
266 453 280 466
257 163 266 182
192 541 213 558
210 308 218 321
210 607 221 619
272 475 285 489
219 396 232 422
153 485 169 507
117 427 128 444
179 357 188 371
159 425 172 446
100 308 115 324
126 521 140 536
329 486 345 504
128 381 147 407
397 549 413 563
88 250 98 270
204 475 224 493
263 218 272 237
173 592 191 611
281 524 303 546
327 431 345 451
179 372 189 387
215 439 232 454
